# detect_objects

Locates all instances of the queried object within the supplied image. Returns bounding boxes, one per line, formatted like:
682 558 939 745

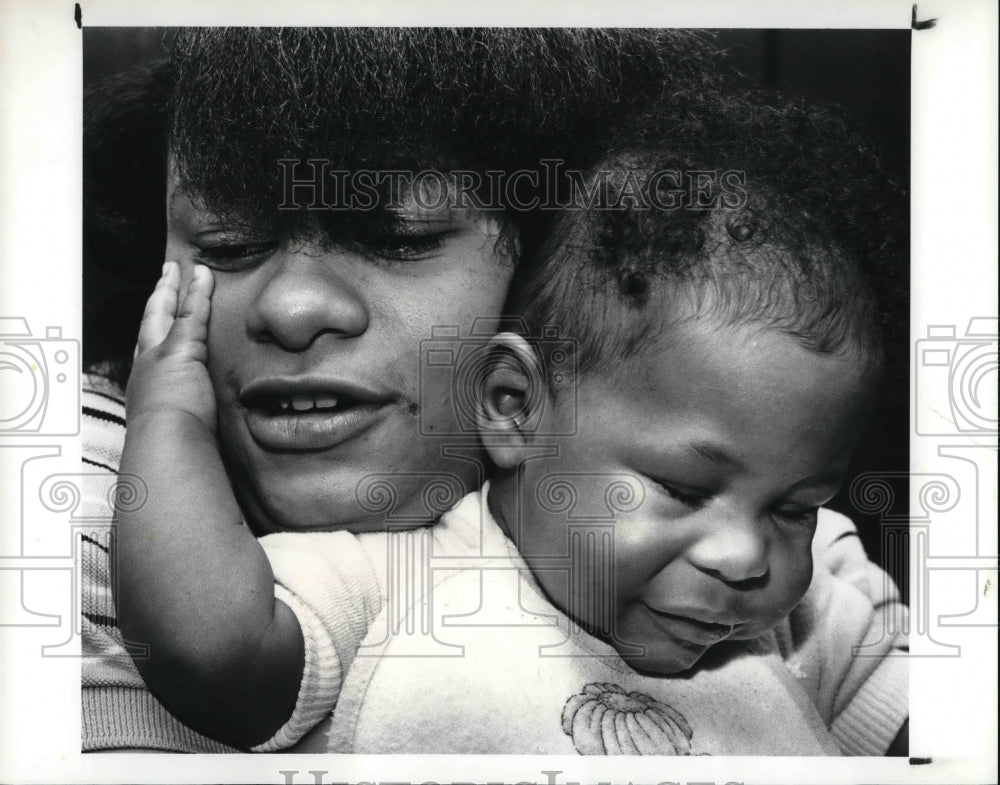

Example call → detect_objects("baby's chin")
613 628 765 676
613 636 715 676
615 622 786 676
617 648 706 677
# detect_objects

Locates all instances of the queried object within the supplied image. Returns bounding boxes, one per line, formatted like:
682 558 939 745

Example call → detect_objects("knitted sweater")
79 373 381 752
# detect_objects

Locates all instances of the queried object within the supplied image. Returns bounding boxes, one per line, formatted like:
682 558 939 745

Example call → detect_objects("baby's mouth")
642 606 736 645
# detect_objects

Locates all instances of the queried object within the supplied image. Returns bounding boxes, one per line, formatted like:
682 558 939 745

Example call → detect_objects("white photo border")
0 0 996 783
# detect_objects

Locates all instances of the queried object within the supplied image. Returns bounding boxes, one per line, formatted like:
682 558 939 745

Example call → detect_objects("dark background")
721 30 911 605
83 28 911 188
83 28 911 599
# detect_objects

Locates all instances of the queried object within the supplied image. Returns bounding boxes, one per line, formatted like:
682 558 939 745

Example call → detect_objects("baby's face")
511 318 873 674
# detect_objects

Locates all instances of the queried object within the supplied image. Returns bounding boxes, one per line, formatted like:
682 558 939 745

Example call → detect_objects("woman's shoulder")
82 368 127 472
83 365 127 403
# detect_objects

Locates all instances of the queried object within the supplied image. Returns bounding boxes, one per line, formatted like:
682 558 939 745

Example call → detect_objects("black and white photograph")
0 2 996 783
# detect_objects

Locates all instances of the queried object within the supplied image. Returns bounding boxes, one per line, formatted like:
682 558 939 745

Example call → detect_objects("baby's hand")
126 262 217 432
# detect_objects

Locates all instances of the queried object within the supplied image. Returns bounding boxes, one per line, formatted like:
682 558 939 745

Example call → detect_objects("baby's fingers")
135 262 180 356
164 265 215 349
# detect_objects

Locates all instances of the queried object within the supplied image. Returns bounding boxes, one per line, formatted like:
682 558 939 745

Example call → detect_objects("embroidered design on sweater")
561 682 695 755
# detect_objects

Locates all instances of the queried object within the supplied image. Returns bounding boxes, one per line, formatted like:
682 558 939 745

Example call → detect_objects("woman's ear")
476 331 548 469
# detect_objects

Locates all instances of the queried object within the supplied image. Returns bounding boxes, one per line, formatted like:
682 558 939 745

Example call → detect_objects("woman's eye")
192 241 277 271
366 230 451 262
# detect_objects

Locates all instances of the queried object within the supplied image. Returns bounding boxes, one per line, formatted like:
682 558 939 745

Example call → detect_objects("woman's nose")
685 508 770 586
246 245 369 350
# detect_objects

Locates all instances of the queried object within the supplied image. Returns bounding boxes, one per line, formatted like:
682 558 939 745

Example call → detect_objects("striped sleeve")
80 375 142 688
80 373 238 752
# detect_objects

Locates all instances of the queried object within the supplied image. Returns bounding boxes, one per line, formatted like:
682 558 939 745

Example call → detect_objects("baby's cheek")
792 548 815 591
732 551 814 639
774 550 815 619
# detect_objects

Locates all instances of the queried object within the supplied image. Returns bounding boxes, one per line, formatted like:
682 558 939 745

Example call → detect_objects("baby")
119 83 908 755
292 86 909 755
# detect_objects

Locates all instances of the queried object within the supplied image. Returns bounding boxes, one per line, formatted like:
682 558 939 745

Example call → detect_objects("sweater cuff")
250 587 341 751
831 653 908 756
252 531 383 751
82 686 239 753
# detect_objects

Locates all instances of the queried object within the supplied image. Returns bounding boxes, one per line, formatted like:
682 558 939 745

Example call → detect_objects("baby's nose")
685 512 770 586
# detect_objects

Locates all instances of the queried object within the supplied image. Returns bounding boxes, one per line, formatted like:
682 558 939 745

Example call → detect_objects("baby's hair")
168 28 724 263
506 84 907 382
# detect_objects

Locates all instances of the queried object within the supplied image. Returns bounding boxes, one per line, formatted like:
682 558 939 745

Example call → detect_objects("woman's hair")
84 28 723 375
505 84 908 381
84 60 173 377
167 28 722 257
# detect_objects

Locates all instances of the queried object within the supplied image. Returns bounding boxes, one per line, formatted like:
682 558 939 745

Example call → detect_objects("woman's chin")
234 470 371 534
238 462 471 534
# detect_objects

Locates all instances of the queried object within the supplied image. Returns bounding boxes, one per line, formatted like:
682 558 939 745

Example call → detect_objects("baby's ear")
476 332 548 469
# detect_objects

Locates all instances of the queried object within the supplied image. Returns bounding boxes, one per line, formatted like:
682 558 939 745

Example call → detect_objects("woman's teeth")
273 394 341 412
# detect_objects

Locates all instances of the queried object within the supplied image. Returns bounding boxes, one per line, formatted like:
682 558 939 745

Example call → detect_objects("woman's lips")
238 376 396 451
244 402 390 451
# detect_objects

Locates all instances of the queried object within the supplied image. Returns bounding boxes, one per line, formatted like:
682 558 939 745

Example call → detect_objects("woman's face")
165 164 515 533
